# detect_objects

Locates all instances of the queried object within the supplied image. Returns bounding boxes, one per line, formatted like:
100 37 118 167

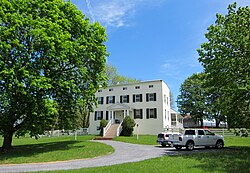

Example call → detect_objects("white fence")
42 128 89 137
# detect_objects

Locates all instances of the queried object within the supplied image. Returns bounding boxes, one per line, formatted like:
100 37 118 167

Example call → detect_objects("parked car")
169 129 224 150
157 132 181 147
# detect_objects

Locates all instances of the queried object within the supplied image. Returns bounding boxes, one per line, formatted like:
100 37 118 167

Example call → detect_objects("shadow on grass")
0 140 83 162
179 146 250 173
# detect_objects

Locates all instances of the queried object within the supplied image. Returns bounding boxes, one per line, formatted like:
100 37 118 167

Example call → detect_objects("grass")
39 136 250 173
0 135 114 164
113 135 157 145
1 135 249 173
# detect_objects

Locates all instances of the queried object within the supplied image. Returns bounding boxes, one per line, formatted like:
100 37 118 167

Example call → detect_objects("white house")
88 80 183 137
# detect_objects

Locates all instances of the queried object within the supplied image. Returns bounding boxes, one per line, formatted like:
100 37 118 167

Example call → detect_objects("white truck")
171 129 224 151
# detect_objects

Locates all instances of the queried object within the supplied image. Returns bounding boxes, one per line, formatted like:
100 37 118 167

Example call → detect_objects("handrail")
116 120 123 137
103 120 112 137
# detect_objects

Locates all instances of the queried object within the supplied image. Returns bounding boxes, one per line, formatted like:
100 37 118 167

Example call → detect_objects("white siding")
88 80 172 135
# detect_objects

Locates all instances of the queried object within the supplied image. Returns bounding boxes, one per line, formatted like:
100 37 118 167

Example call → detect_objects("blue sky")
71 0 249 107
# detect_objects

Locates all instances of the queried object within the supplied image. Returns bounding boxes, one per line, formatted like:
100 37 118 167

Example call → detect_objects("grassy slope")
0 136 114 164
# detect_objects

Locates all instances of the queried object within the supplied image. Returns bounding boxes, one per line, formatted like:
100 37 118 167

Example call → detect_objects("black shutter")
120 96 123 103
154 108 157 119
106 111 109 120
101 111 103 119
154 93 157 101
101 97 104 104
146 109 149 119
127 95 129 103
133 95 135 102
133 109 136 119
140 94 143 102
94 112 97 121
113 96 115 103
140 109 143 119
106 97 109 104
146 94 149 102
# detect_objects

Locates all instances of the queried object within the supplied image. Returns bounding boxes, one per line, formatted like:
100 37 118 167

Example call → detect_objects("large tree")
198 3 250 128
177 73 208 127
105 64 140 85
0 0 107 151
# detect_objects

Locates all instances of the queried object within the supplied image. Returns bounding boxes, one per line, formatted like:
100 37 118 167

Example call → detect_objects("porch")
103 103 133 138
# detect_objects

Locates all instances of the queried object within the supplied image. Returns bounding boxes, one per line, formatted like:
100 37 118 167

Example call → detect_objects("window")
109 88 113 92
123 87 127 90
184 130 195 135
97 97 104 104
94 111 103 121
133 94 142 102
120 95 129 103
134 109 143 119
98 89 102 93
106 96 115 104
204 130 215 136
164 94 166 104
146 108 157 119
146 93 156 102
198 130 205 135
149 85 154 88
135 86 140 89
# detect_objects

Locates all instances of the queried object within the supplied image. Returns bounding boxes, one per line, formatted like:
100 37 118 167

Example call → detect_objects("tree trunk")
215 119 220 128
1 132 13 152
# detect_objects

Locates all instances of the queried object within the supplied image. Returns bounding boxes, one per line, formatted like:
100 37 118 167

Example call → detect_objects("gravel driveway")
0 140 219 173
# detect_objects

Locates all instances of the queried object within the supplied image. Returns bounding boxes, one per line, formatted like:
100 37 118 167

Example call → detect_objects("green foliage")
198 3 250 128
177 73 208 126
99 119 108 136
121 116 136 136
0 0 107 150
106 64 140 85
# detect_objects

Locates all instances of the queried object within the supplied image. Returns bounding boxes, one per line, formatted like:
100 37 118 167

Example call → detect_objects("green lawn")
38 136 250 173
113 135 157 145
1 135 249 173
0 135 114 164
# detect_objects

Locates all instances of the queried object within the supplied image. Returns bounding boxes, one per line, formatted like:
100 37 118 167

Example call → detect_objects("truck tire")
186 140 194 151
215 140 224 149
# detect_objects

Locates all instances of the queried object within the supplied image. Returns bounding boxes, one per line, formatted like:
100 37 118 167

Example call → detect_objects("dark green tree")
121 116 136 136
198 3 250 128
0 0 107 151
177 73 208 127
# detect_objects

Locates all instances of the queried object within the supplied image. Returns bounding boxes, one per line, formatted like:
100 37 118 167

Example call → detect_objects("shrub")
99 119 108 136
121 116 136 136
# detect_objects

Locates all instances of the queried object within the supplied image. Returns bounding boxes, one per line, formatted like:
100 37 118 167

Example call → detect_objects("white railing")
103 120 112 137
116 120 123 137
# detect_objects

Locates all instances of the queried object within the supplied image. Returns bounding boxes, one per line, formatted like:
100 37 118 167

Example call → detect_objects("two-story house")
88 80 183 137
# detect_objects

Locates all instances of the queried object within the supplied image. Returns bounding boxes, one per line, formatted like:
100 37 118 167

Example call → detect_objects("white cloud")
86 0 166 28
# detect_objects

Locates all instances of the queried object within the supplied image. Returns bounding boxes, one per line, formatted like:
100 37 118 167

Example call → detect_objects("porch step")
104 124 120 139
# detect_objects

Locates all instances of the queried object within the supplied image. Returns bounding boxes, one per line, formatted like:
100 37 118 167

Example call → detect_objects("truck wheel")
175 146 182 150
186 141 194 151
215 140 224 149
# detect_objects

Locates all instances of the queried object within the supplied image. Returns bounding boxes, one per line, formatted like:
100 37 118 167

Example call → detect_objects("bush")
99 119 108 136
121 116 136 136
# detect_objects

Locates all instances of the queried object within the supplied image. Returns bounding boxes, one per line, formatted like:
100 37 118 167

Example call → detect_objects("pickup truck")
170 129 224 151
157 132 181 147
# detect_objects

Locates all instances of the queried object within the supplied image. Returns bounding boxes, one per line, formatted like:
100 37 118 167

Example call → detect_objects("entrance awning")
107 103 133 111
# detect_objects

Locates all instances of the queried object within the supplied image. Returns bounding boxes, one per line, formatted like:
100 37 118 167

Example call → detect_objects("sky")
70 0 249 108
